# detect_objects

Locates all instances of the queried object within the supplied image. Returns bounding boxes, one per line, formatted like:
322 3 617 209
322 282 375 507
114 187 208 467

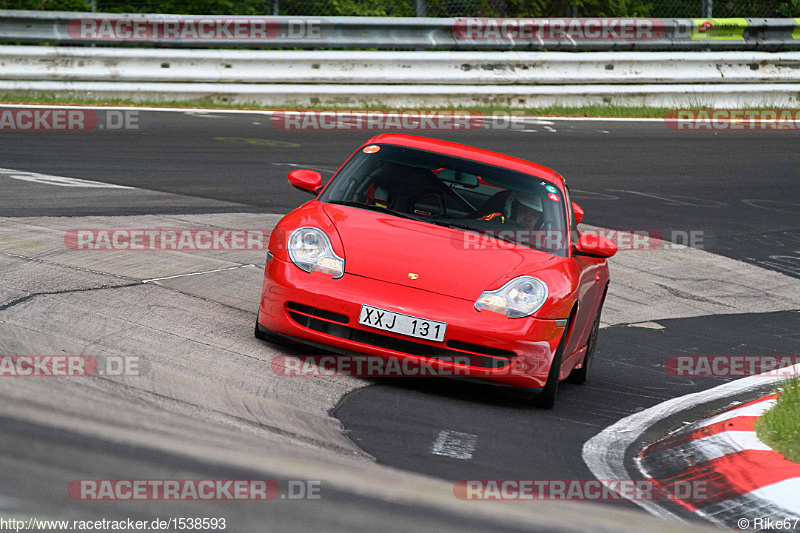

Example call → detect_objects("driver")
512 193 542 228
475 189 542 228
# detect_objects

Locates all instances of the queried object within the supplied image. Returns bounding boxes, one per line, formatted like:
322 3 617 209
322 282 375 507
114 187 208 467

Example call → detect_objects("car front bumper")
258 256 567 389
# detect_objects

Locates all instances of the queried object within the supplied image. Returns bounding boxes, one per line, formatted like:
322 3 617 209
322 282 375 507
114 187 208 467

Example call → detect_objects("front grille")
286 302 349 324
286 311 515 369
446 340 516 359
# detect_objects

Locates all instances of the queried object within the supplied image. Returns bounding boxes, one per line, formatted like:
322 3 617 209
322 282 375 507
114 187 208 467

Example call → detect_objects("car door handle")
595 273 601 282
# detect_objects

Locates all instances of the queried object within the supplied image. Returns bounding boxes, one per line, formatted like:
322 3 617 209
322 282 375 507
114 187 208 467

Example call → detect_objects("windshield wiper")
429 221 480 232
327 200 419 221
431 221 530 248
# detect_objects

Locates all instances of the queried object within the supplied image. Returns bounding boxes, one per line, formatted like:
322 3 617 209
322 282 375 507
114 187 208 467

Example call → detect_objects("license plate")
358 305 447 343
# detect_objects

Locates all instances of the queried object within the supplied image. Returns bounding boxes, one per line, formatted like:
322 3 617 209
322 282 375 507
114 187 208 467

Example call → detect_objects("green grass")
0 92 715 118
756 377 800 464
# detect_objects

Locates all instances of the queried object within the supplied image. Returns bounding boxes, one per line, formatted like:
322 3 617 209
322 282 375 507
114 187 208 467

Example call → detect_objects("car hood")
322 203 558 301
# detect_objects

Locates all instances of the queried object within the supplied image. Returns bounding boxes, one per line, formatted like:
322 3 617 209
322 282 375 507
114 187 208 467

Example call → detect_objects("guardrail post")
415 0 426 18
702 0 712 18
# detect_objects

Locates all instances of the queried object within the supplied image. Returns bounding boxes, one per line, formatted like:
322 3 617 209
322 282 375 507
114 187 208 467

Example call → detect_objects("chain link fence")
2 0 797 17
648 0 797 17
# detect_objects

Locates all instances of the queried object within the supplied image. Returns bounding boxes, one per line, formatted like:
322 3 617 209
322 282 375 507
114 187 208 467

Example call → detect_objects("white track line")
582 363 800 522
0 168 134 189
142 264 256 283
431 430 478 460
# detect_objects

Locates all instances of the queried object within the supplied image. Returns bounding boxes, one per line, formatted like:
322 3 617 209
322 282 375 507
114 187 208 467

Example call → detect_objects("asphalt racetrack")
1 108 798 531
1 111 798 278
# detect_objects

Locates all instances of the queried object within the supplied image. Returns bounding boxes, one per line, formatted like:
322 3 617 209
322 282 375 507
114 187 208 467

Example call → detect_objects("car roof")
366 133 564 186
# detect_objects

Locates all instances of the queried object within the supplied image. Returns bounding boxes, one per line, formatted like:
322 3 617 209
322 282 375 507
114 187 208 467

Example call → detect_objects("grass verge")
756 376 800 463
0 93 723 118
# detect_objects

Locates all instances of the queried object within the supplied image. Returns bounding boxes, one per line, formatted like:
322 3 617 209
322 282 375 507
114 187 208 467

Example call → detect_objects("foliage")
756 377 800 464
0 0 797 17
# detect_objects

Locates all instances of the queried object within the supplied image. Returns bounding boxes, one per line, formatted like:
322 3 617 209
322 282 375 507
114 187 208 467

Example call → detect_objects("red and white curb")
583 364 800 529
639 392 800 529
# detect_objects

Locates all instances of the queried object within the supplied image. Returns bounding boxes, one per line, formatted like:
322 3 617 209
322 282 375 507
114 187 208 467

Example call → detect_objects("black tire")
532 314 571 409
567 290 607 385
567 315 598 385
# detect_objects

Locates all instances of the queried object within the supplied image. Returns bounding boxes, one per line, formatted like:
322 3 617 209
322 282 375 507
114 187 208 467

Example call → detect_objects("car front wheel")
567 292 606 385
533 314 572 409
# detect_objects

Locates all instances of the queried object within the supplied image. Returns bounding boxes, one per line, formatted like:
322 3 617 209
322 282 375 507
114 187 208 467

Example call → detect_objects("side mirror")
572 202 584 225
288 169 322 195
574 233 617 258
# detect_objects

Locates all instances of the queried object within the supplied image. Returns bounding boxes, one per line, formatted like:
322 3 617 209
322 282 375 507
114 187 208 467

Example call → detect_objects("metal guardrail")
2 79 799 109
4 47 800 85
1 10 799 50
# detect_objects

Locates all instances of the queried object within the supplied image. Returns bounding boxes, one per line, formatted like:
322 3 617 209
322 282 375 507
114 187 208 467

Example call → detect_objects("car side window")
563 183 581 256
564 183 577 230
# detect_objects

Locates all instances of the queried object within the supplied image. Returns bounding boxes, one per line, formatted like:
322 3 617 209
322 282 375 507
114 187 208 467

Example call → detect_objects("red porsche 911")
256 133 616 407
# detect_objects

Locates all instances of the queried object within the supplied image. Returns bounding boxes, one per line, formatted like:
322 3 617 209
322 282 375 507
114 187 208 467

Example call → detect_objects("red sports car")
256 133 616 407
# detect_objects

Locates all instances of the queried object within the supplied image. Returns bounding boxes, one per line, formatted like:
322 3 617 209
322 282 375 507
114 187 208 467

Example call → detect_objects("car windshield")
318 143 569 256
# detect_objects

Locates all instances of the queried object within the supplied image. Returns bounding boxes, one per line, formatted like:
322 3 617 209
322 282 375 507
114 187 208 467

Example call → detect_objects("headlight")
474 276 548 318
288 227 344 279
